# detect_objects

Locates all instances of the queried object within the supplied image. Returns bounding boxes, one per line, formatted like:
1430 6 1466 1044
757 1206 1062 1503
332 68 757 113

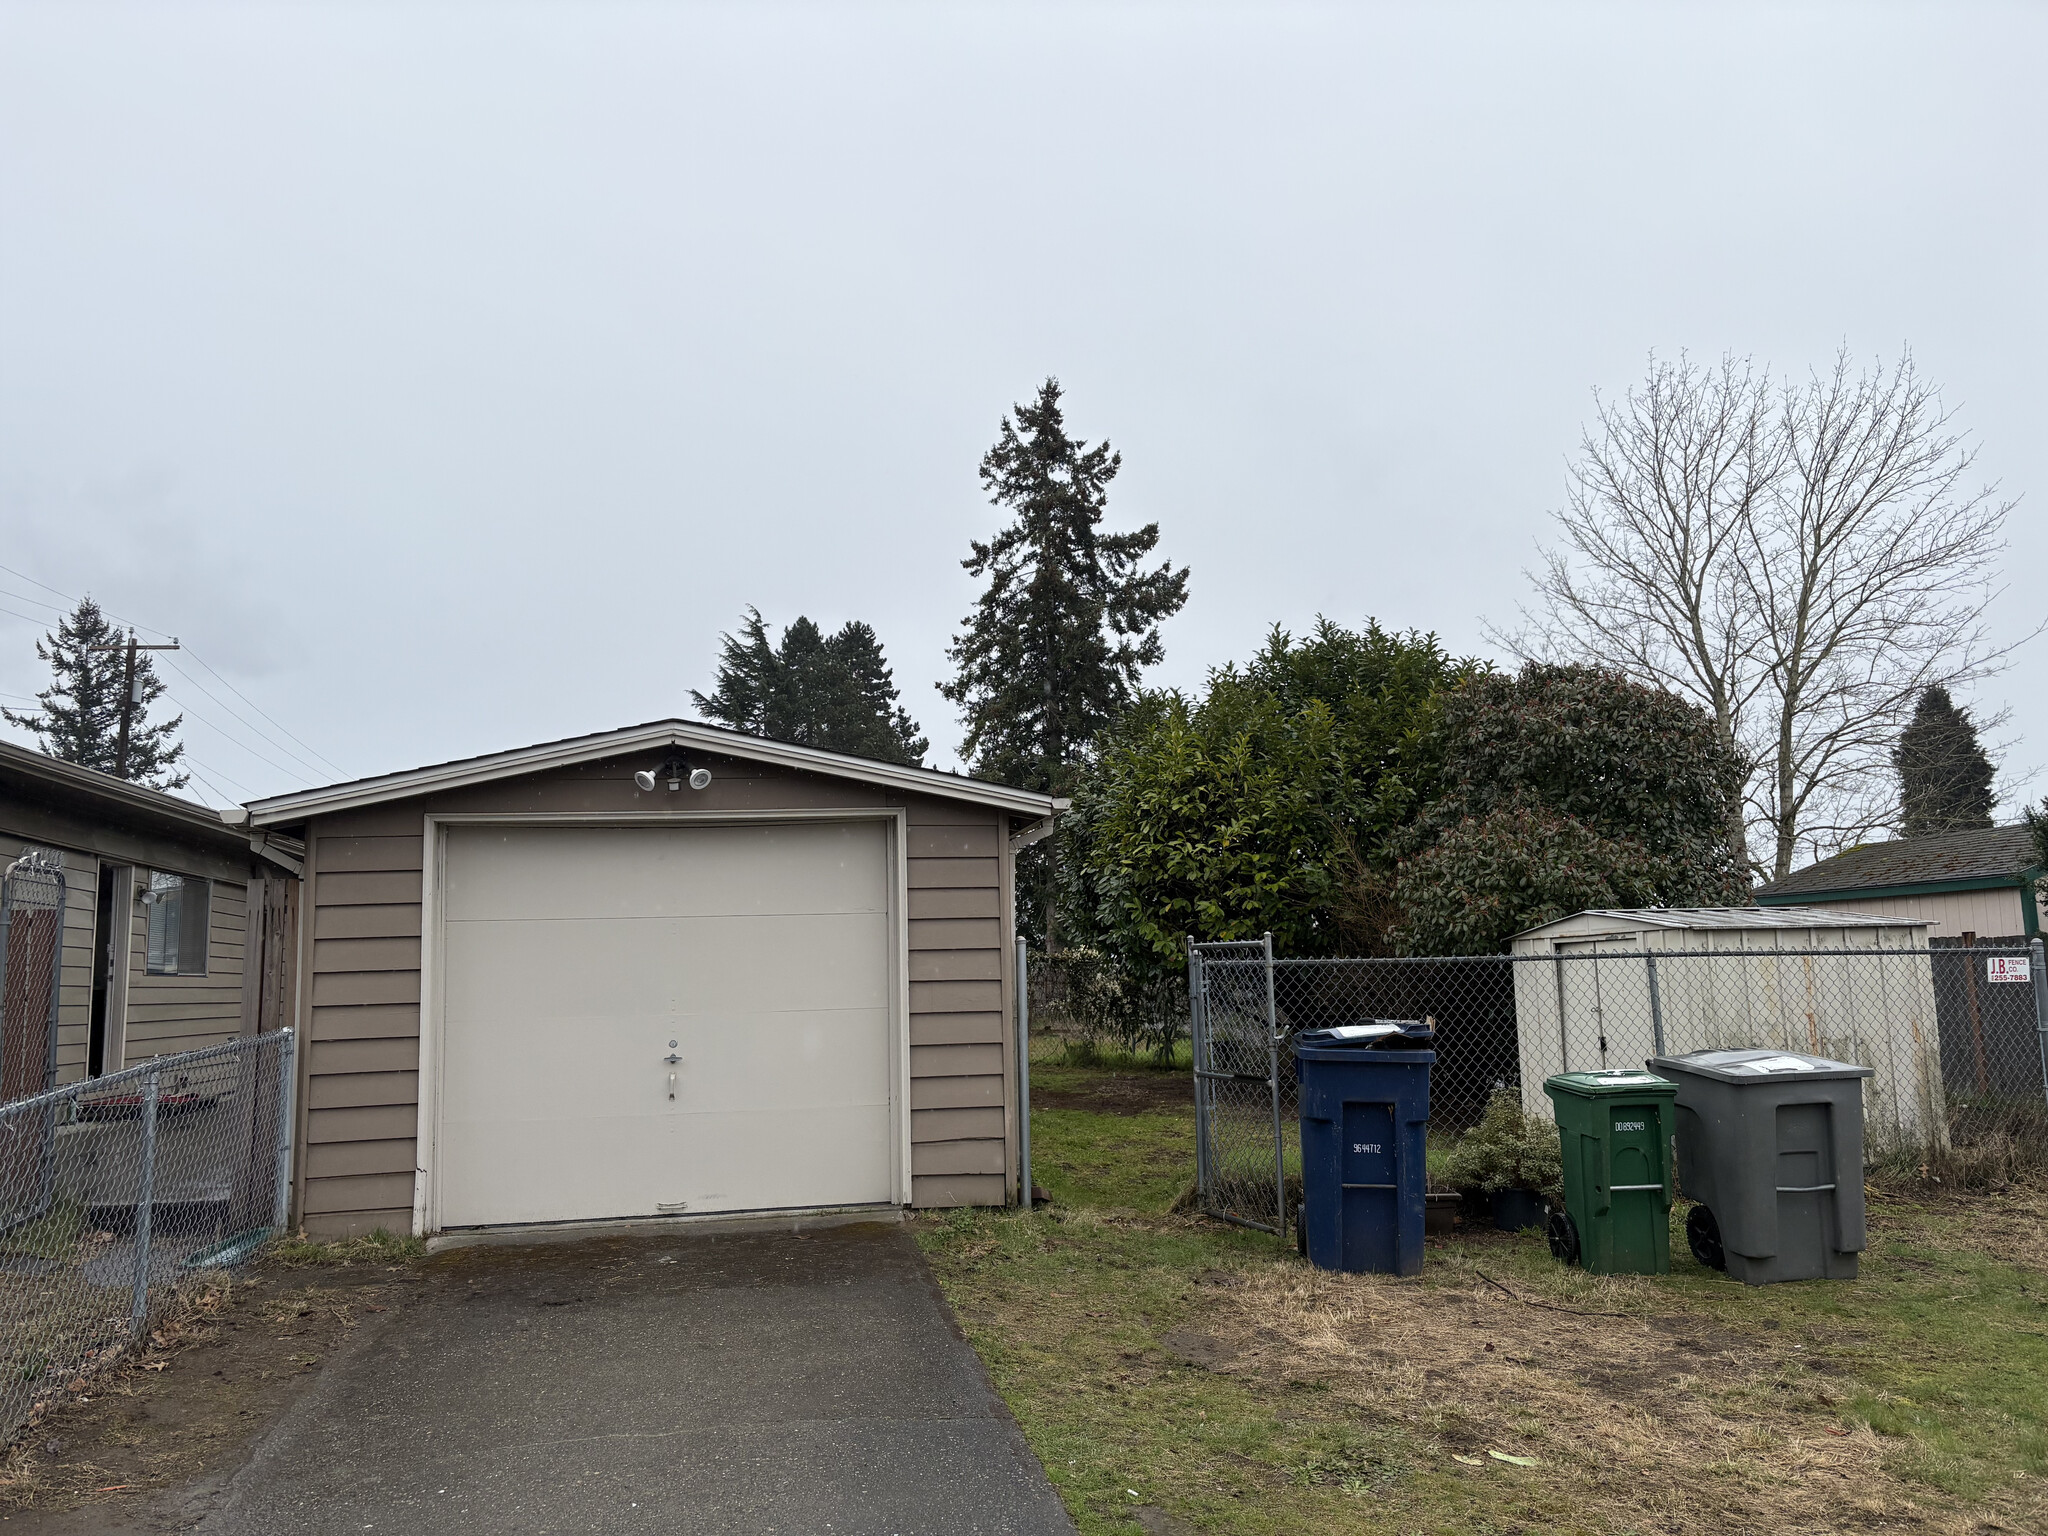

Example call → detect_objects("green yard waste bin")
1542 1070 1679 1275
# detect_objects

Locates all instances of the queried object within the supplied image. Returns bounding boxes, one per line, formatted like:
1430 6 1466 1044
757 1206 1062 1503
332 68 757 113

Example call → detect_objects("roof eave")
245 721 1062 826
1 742 255 853
1757 872 2040 905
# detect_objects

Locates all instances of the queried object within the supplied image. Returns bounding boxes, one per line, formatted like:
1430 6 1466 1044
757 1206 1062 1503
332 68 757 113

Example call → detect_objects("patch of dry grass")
1203 1263 1921 1534
923 1065 2048 1534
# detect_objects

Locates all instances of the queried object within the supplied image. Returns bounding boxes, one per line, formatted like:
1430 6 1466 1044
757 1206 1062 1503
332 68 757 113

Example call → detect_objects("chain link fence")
0 1031 296 1440
1191 938 2048 1240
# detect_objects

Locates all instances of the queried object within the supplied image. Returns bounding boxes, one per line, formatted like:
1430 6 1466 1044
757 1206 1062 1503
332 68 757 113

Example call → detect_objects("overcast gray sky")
2 2 2042 834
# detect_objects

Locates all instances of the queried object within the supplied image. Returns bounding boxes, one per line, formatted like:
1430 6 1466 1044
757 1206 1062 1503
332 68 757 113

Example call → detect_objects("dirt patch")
0 1260 424 1530
1195 1264 2000 1535
1159 1328 1240 1369
1032 1067 1190 1115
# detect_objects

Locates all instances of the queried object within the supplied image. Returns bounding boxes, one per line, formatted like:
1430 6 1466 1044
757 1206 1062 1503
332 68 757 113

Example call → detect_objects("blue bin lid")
1294 1018 1434 1050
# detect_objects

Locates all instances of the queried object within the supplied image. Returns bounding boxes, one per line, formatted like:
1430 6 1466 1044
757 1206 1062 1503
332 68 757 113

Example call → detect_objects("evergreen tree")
1 597 187 787
691 607 927 765
1893 686 1995 837
941 381 1188 945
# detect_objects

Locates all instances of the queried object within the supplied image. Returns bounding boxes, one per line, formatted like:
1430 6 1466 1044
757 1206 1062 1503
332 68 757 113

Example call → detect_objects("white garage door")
436 821 896 1228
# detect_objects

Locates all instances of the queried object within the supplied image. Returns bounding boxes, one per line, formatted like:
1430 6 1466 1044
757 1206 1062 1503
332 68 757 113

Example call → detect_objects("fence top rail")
1194 945 2033 969
0 1028 295 1124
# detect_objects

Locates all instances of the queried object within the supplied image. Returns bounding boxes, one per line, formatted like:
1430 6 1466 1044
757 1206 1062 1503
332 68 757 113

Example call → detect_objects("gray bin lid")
1648 1047 1872 1083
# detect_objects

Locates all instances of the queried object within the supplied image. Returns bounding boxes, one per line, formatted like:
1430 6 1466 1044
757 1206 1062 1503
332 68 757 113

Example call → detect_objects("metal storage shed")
1509 908 1947 1148
236 721 1060 1239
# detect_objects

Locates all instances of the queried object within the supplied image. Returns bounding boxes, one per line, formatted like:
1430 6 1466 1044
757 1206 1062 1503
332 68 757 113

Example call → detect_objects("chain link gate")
1191 937 2048 1246
1189 937 1289 1235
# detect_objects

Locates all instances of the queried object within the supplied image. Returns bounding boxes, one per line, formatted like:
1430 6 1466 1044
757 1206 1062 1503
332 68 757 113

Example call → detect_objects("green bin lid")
1543 1069 1677 1099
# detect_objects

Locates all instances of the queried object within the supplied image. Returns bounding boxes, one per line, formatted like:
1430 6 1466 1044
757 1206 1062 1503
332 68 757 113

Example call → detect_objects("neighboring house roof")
238 718 1066 828
1512 906 1919 941
0 737 302 872
1754 825 2042 902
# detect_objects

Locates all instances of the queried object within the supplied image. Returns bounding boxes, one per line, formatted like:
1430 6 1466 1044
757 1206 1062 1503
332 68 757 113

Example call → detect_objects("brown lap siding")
296 774 1018 1234
296 812 424 1239
903 802 1013 1208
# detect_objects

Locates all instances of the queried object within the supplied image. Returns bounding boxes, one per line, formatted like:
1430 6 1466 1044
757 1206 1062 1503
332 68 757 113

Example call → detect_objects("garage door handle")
664 1053 682 1064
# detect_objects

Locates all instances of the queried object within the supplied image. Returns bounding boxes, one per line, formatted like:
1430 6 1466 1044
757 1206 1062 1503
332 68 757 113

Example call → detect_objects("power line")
0 589 67 616
159 654 333 780
0 562 176 642
159 691 310 782
179 645 349 778
0 562 348 782
180 753 253 803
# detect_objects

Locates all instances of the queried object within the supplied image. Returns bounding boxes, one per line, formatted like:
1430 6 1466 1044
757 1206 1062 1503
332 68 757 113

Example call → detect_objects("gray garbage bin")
1647 1048 1872 1286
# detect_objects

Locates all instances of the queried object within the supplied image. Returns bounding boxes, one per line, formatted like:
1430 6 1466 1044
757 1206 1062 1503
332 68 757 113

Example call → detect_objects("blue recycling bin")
1295 1023 1434 1276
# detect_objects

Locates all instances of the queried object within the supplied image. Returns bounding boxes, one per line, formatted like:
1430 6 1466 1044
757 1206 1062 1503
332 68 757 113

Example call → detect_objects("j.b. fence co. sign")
1985 955 2032 984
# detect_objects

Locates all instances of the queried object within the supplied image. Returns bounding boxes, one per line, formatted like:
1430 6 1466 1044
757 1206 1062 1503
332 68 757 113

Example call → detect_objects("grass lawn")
916 1051 2048 1535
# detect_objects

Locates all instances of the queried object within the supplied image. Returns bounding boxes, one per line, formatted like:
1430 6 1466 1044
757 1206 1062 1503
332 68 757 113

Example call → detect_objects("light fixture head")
637 755 709 793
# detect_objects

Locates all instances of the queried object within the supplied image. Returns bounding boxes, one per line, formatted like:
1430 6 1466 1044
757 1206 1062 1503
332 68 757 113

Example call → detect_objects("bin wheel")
1687 1205 1727 1272
1545 1208 1581 1267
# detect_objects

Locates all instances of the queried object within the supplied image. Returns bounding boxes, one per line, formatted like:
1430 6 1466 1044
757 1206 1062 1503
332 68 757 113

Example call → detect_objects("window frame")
144 870 211 977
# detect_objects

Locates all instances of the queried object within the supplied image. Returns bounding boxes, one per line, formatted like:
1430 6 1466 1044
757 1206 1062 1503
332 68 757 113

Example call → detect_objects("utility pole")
92 631 179 780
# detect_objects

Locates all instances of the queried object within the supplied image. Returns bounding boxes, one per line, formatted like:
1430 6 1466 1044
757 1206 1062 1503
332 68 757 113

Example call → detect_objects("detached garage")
236 721 1059 1238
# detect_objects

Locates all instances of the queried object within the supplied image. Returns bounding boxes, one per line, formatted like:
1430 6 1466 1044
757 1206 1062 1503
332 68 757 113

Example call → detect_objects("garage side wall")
293 755 1017 1237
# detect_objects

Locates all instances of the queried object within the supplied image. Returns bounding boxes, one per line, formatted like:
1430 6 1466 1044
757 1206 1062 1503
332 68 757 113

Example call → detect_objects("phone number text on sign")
1986 956 2032 984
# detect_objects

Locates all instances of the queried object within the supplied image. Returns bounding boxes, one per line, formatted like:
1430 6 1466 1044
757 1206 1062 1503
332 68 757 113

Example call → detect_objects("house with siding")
1754 825 2044 941
0 739 302 1099
234 720 1060 1240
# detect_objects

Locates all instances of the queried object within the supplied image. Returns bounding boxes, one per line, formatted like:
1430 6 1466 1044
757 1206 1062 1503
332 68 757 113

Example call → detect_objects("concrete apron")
199 1221 1075 1536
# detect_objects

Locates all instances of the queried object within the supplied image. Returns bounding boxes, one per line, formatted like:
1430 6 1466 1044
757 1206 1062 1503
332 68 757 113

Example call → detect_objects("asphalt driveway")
196 1220 1074 1536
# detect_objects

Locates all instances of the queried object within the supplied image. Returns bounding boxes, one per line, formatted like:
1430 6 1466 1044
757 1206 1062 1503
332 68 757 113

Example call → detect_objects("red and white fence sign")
1985 955 2032 984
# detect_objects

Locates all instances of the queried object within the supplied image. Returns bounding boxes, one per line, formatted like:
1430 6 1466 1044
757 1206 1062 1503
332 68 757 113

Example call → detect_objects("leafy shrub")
1387 664 1751 954
1059 618 1480 988
1437 1090 1563 1199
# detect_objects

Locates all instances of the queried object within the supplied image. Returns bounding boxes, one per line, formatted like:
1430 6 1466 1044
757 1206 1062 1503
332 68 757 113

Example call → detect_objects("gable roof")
1755 824 2042 902
238 718 1064 827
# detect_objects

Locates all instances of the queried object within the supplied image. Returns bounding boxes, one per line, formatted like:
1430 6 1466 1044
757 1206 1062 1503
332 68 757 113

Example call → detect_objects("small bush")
1030 947 1186 1061
1437 1090 1563 1199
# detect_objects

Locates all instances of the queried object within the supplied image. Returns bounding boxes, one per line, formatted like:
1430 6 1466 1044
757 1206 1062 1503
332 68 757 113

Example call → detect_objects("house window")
145 871 210 976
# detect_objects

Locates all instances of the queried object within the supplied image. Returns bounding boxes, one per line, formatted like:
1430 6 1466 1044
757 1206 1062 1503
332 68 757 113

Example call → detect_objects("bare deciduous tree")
1502 348 2025 881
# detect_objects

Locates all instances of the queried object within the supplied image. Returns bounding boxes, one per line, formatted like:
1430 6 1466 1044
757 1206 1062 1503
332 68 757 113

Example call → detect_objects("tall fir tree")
1893 685 1995 837
941 378 1189 945
691 607 927 765
1 597 187 788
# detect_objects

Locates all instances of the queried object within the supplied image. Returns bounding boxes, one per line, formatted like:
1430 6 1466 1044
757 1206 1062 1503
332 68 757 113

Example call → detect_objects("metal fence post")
1016 939 1032 1209
1264 932 1284 1241
1646 951 1666 1059
1187 938 1208 1207
273 1029 297 1232
2031 938 2048 1117
130 1068 160 1336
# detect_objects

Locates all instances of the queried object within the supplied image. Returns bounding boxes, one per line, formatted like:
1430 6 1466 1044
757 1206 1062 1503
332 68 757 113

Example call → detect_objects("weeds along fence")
0 1031 295 1440
1025 949 1187 1060
1190 939 2048 1240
